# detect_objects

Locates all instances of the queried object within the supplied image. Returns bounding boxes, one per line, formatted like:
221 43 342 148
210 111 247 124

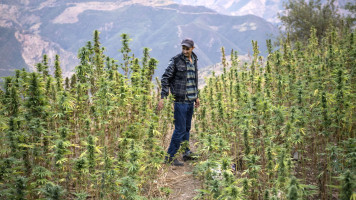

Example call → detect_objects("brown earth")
155 128 202 200
163 160 201 200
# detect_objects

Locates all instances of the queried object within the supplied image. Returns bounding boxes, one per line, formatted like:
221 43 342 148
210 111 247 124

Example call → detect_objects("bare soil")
164 160 201 200
156 129 201 200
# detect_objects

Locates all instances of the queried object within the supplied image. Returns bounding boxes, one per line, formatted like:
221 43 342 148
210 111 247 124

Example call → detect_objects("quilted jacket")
160 52 198 102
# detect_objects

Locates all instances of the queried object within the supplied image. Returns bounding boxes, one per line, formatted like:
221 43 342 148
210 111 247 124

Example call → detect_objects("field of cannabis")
0 27 355 200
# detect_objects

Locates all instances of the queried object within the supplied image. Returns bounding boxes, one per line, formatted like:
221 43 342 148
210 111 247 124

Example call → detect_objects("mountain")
173 0 283 24
172 0 352 24
0 0 278 78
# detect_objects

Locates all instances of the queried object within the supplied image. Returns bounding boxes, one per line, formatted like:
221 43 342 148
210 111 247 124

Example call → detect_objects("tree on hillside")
345 1 356 26
278 0 345 42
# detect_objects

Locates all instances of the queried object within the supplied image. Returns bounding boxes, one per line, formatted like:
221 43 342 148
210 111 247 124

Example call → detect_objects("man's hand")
195 98 200 108
157 99 164 111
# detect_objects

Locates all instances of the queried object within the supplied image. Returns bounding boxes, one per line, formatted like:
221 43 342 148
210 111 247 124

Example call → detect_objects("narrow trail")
159 130 202 200
165 161 201 200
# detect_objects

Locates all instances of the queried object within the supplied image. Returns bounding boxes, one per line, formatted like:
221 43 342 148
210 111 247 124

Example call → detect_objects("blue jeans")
167 102 194 158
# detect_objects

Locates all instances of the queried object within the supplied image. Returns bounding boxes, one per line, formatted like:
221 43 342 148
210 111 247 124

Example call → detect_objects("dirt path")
164 160 201 200
157 131 201 200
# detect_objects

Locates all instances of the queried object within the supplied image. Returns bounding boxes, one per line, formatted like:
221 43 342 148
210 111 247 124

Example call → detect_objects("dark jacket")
161 52 198 102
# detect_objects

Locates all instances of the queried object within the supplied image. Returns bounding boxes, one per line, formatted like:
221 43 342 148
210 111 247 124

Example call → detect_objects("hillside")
0 27 27 77
198 53 251 88
172 0 353 24
173 0 283 23
0 0 278 78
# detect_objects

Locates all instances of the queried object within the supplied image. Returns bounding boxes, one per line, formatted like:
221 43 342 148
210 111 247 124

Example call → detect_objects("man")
157 38 200 166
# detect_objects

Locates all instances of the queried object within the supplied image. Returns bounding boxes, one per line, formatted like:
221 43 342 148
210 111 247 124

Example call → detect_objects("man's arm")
158 58 175 111
161 58 175 99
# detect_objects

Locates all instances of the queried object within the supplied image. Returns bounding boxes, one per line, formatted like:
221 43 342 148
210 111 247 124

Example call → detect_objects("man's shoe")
183 150 198 161
165 156 184 166
172 159 184 166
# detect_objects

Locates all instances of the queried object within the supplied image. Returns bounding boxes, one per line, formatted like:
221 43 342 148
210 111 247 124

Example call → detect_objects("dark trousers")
167 102 194 158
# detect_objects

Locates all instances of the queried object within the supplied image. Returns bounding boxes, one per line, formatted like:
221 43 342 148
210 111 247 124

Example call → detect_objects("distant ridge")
0 0 278 78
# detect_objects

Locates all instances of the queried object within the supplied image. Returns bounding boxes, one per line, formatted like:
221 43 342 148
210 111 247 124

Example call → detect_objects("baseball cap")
181 38 194 48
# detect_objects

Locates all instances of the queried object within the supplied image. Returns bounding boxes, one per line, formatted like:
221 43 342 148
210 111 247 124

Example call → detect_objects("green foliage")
42 54 49 78
1 25 355 199
40 182 66 200
86 135 96 173
54 55 63 91
287 177 300 200
120 33 132 77
339 170 355 200
73 191 88 200
15 176 27 200
279 0 346 42
0 30 171 199
345 1 356 26
192 27 356 199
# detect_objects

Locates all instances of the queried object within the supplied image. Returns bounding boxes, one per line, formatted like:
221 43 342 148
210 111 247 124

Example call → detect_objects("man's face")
182 45 194 58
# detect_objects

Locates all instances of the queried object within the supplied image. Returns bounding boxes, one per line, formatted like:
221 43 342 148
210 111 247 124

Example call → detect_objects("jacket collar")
179 52 198 61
